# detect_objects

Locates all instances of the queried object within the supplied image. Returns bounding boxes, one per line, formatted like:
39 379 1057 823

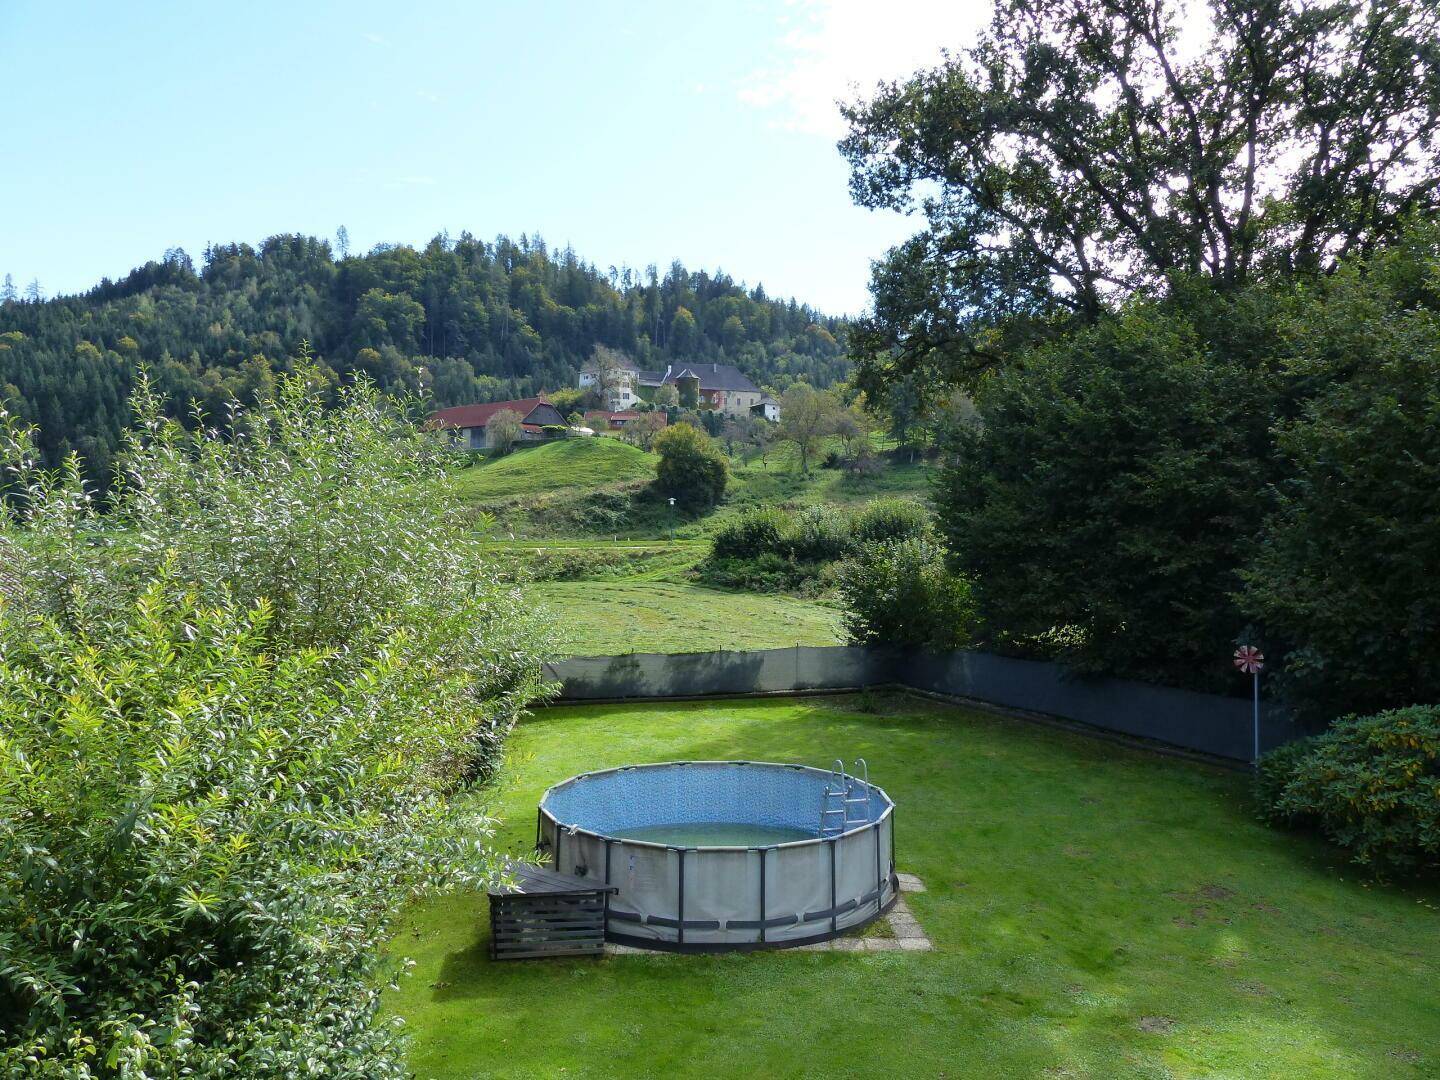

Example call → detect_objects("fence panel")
545 646 1298 762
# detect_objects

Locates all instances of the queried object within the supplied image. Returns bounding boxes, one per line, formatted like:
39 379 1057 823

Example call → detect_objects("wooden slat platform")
488 859 616 960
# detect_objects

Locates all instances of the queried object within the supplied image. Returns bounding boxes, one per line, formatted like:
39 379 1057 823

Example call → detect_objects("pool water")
612 821 816 847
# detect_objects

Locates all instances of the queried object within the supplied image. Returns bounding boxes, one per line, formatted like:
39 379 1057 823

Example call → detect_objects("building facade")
578 359 771 420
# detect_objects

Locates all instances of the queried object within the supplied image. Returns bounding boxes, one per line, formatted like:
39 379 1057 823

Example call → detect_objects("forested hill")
0 232 848 475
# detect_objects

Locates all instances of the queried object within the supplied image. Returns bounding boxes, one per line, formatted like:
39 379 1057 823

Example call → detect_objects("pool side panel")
536 761 897 951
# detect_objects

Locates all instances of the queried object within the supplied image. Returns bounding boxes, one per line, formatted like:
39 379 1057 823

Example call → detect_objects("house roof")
429 397 552 429
637 363 760 394
583 409 640 422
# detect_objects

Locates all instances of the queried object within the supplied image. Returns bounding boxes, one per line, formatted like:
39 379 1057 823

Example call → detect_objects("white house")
578 358 770 419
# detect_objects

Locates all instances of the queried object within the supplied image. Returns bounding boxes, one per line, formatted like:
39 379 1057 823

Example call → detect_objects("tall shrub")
709 506 796 560
934 305 1277 689
653 422 727 508
1243 246 1440 717
837 538 978 651
0 369 549 1075
851 498 930 545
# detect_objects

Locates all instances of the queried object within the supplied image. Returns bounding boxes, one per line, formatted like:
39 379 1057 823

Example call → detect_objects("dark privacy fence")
543 646 1299 763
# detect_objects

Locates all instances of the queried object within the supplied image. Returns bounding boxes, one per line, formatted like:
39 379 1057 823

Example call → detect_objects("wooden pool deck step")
488 860 617 961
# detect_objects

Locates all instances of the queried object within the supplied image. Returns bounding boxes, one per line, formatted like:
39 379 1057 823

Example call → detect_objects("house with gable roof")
578 358 774 420
428 396 570 449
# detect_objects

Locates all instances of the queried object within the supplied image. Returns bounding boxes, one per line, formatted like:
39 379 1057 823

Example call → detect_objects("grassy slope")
452 438 657 501
446 436 923 655
388 695 1440 1079
535 581 843 654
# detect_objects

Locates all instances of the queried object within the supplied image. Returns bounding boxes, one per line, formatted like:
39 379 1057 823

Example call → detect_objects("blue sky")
0 1 989 314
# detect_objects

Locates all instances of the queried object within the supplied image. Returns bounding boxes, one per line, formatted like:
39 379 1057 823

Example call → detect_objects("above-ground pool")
537 760 896 951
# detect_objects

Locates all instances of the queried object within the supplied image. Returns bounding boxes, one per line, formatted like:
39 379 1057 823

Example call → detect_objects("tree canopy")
841 0 1440 396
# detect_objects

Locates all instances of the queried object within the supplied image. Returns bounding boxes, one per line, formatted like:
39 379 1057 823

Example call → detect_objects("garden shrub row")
705 500 932 593
710 499 930 563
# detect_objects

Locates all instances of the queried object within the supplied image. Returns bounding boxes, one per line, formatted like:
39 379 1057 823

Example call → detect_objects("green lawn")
452 438 657 501
534 581 843 654
388 695 1440 1079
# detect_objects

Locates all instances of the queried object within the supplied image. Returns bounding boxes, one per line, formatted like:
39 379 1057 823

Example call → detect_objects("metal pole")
874 824 883 917
677 849 686 946
604 839 612 929
829 839 838 935
1253 670 1260 765
758 849 767 945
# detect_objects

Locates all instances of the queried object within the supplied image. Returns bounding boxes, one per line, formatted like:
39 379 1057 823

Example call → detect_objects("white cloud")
739 0 992 137
363 32 388 46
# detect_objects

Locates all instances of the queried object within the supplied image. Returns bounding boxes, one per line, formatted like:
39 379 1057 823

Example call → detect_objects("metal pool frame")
535 760 898 953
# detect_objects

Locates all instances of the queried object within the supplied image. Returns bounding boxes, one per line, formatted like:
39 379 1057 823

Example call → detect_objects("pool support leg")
829 838 838 935
677 848 686 946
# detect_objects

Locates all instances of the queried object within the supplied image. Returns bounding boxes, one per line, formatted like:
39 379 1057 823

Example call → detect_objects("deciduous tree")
486 407 524 454
842 0 1440 400
777 383 840 473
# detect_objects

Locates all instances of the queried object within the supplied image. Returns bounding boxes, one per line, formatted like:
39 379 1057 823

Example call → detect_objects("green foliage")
710 506 795 561
676 375 699 410
0 237 848 484
1257 707 1440 876
850 497 930 545
935 305 1275 689
787 505 851 563
0 369 548 1075
776 383 841 473
707 500 932 591
837 538 978 651
653 423 727 508
841 0 1440 399
1242 248 1440 717
1252 736 1322 828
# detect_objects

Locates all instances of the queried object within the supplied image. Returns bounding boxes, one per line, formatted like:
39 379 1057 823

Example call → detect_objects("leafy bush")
1257 706 1440 875
787 506 852 562
704 552 817 594
837 538 978 651
1252 736 1321 826
653 422 727 508
851 498 930 545
0 370 548 1076
710 506 796 561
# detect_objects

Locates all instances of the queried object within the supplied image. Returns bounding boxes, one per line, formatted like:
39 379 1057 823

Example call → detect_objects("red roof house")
429 397 569 449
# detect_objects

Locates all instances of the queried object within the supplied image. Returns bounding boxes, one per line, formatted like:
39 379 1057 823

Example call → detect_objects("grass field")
534 581 843 654
451 435 931 655
387 695 1440 1079
451 435 936 541
452 438 657 501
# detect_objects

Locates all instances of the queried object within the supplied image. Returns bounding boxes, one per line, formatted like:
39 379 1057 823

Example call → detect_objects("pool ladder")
819 758 871 838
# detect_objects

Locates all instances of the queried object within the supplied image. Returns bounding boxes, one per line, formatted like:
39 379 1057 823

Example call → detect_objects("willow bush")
0 367 550 1076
